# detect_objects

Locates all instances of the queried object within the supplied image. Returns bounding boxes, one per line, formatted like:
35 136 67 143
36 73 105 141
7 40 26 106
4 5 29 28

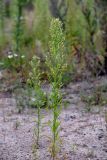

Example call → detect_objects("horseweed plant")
9 0 30 71
46 19 66 160
27 56 46 149
13 0 29 55
0 0 5 46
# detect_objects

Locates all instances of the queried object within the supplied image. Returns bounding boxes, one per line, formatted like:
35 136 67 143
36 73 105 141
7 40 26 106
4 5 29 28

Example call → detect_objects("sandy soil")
0 77 107 160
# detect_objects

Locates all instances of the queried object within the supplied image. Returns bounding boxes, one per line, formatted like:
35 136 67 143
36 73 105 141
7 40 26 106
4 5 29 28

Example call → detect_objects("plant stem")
16 1 22 52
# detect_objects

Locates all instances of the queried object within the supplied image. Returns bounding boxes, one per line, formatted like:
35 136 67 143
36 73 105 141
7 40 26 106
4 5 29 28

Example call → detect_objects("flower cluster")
7 52 25 59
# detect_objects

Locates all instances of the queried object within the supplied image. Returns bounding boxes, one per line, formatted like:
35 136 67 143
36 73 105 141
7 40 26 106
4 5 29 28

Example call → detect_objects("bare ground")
0 77 107 160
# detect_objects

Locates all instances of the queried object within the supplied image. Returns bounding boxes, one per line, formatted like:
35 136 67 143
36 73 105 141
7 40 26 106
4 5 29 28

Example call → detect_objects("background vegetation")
0 0 107 81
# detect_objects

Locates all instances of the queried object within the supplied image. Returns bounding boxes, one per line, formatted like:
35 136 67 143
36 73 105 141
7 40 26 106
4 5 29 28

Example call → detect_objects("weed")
0 0 5 47
11 0 29 70
14 87 28 113
46 18 66 160
81 86 107 111
71 143 78 153
86 149 95 158
28 56 46 150
14 0 27 52
13 120 20 130
34 0 51 50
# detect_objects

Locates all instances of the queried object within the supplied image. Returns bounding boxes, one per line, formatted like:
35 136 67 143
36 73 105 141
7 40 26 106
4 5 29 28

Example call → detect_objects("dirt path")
0 78 107 160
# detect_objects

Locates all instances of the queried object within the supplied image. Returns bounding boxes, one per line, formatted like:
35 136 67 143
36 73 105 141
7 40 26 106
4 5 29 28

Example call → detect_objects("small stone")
70 115 76 119
103 148 107 153
98 134 104 140
92 145 97 148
